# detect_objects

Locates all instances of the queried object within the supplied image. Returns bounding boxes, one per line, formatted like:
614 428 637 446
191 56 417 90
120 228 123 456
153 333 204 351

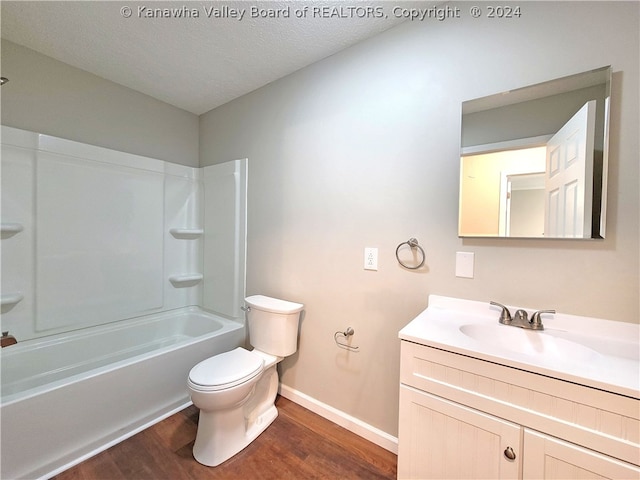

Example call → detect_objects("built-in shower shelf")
1 293 24 306
169 274 203 286
169 228 203 239
1 223 24 235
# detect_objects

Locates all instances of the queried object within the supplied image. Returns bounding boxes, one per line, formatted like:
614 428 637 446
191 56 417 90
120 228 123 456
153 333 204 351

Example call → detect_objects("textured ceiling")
1 1 407 115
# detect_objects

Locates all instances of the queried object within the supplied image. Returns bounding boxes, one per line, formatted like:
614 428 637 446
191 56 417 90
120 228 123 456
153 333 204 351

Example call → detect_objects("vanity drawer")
400 340 640 466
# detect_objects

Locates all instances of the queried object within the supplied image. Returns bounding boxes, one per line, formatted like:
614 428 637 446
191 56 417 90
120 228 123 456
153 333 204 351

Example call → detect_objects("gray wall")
200 1 639 437
1 40 199 166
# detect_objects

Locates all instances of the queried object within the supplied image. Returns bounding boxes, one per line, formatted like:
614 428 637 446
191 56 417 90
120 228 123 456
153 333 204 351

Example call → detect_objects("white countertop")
399 295 640 399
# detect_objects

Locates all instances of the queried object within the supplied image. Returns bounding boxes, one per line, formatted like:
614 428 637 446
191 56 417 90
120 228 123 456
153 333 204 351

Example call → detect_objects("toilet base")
192 361 281 467
193 403 278 467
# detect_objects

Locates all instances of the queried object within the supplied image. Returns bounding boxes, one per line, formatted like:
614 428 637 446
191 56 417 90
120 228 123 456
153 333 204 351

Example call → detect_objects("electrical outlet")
364 247 378 271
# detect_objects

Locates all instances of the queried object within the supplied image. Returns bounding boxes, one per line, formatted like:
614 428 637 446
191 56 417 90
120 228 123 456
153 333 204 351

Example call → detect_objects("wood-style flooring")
52 395 397 479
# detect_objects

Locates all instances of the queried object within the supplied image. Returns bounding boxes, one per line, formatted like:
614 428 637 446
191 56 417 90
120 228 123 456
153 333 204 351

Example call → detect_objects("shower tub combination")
1 127 250 479
0 307 244 480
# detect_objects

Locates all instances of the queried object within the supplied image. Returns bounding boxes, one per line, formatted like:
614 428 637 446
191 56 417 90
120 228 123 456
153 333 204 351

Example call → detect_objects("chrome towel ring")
395 237 426 270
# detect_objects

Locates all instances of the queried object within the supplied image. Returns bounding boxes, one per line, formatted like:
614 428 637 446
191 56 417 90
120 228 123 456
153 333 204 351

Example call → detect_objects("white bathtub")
0 307 245 480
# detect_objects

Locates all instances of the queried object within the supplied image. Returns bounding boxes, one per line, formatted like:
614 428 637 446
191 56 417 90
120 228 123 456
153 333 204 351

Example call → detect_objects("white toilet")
187 295 304 467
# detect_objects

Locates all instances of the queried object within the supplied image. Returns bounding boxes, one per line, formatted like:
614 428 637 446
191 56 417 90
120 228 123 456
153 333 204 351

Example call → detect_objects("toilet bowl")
187 295 303 467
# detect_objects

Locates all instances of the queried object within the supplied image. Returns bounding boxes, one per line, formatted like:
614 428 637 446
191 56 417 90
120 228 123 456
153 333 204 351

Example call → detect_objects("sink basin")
459 324 600 362
544 329 640 361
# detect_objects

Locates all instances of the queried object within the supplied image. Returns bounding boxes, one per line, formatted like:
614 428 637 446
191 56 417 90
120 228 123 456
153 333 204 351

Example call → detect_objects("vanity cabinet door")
523 429 640 480
398 385 521 480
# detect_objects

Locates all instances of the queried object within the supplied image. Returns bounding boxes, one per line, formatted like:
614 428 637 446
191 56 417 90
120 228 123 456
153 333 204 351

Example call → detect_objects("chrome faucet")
490 301 555 331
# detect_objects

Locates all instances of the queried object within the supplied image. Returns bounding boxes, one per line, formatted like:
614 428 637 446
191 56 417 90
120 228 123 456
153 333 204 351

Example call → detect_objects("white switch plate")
364 247 378 271
455 251 474 278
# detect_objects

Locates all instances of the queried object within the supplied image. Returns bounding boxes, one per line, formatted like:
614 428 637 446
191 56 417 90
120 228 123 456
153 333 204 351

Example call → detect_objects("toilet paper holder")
334 327 359 352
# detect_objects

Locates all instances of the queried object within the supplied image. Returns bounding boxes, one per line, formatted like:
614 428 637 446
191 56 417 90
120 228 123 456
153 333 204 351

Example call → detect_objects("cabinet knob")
503 446 516 460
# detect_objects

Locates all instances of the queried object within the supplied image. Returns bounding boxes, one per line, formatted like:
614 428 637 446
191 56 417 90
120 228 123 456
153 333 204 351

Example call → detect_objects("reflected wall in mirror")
459 66 611 239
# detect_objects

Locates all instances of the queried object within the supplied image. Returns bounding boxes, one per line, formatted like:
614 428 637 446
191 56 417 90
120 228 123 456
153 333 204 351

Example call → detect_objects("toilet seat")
188 347 264 391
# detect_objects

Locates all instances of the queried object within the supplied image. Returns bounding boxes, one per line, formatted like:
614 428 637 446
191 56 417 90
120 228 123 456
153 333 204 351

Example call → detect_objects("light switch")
455 252 474 278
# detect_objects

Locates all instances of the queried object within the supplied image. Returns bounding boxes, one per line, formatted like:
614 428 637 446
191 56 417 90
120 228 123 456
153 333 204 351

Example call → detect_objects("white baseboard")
278 384 398 455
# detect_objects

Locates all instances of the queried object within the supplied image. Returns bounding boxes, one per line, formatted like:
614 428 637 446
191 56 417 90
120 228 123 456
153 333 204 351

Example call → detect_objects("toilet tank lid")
245 295 304 314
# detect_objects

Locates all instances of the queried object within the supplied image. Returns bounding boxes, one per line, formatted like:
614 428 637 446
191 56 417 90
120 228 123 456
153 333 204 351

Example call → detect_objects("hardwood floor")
52 396 397 479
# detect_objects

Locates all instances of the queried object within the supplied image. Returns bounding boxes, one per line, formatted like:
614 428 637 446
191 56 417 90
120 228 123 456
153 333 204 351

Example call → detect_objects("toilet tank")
245 295 303 357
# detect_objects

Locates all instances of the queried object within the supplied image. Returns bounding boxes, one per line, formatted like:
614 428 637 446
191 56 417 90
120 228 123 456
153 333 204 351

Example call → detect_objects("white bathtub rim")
2 304 242 352
1 306 244 406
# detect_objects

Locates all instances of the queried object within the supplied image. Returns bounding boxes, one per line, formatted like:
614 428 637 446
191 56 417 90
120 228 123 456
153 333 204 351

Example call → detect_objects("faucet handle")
531 309 555 329
490 301 512 324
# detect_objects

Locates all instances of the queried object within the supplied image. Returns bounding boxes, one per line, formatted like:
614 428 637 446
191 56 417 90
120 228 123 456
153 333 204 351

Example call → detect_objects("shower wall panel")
1 137 37 338
0 126 207 341
203 159 247 319
164 162 204 310
35 151 165 331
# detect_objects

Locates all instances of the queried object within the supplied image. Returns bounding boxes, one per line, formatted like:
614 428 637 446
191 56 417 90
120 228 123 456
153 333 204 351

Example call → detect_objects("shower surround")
0 126 248 478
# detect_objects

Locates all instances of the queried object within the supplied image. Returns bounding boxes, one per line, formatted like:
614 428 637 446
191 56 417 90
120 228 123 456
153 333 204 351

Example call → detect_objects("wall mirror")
459 66 611 239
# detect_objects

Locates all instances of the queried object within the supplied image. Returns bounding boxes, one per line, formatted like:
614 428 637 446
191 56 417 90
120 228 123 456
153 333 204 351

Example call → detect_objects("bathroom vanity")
398 296 640 479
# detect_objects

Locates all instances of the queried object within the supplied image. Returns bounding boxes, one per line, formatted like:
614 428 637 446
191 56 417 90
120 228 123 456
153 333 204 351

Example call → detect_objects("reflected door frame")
499 170 545 237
